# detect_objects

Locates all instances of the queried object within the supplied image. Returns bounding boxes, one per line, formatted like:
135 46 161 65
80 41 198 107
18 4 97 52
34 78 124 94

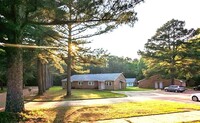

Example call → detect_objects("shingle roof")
62 73 123 82
126 78 137 83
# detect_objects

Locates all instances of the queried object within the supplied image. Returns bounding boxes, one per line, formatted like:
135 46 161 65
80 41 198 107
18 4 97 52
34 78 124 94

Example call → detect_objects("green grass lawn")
25 86 126 101
118 86 153 91
2 100 200 122
35 100 200 122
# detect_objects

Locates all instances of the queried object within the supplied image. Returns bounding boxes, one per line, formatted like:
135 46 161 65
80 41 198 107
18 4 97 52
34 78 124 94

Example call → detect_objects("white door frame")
159 82 163 89
100 82 105 90
155 82 158 89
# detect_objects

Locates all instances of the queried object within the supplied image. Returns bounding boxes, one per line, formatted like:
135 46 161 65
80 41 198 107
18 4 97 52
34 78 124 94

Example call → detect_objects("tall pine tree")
138 19 194 84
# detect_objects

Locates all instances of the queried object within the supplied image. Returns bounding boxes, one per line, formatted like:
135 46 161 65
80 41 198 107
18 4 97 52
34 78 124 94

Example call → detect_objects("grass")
25 86 126 102
3 100 200 122
118 86 153 91
61 100 200 122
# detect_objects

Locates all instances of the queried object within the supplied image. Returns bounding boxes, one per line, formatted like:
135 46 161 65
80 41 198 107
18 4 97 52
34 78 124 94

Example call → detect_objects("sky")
89 0 200 59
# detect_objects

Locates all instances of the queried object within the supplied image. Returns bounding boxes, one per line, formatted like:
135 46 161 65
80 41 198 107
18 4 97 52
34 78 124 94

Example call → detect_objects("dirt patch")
178 108 197 112
81 113 103 121
65 106 110 122
0 87 38 111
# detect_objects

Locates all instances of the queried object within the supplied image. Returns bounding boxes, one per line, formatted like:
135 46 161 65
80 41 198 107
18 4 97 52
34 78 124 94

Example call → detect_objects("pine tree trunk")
44 64 47 90
42 63 46 92
46 64 50 90
37 59 44 95
5 49 24 112
170 72 175 85
66 22 72 97
50 74 53 87
67 58 72 96
4 1 27 113
170 43 176 85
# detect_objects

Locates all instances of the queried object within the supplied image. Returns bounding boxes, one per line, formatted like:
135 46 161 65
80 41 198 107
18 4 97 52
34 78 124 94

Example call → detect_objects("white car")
191 93 200 102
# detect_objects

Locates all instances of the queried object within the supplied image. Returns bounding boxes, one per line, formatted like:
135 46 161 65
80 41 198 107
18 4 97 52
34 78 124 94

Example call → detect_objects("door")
119 82 122 89
159 82 163 89
155 82 158 89
100 82 105 90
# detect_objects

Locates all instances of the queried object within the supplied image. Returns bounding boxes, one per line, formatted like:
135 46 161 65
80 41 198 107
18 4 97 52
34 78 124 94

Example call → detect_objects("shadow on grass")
25 88 126 102
53 107 69 123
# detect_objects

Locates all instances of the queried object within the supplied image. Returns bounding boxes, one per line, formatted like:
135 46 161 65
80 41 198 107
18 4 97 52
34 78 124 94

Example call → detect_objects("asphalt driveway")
113 89 200 105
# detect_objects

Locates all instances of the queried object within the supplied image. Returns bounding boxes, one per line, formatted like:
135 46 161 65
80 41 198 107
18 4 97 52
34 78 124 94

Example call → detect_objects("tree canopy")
138 19 195 84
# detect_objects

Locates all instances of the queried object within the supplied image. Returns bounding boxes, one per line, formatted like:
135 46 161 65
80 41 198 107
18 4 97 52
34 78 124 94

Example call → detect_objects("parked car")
191 93 200 102
164 85 186 92
193 85 200 91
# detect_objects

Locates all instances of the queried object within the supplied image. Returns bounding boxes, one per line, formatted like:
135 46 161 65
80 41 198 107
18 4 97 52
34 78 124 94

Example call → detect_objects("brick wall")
113 74 126 90
62 73 127 90
138 75 186 89
72 81 98 89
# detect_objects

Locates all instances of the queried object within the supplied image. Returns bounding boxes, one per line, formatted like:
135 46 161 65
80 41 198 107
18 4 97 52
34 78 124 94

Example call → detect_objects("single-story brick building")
62 73 126 90
138 75 186 89
126 78 137 87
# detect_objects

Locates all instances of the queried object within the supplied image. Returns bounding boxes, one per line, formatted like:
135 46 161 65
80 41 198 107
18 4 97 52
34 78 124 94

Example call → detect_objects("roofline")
62 72 125 82
114 73 125 81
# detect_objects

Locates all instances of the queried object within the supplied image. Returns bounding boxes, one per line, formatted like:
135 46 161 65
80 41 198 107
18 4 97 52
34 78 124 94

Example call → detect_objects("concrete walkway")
25 97 152 110
90 111 200 123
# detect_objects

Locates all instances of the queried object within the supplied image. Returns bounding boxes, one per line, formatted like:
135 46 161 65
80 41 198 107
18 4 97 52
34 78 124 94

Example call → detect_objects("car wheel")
192 96 199 102
165 89 168 92
175 90 178 93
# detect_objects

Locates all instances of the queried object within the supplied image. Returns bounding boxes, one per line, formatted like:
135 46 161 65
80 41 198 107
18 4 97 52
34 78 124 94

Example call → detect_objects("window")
78 81 83 85
106 81 112 86
88 81 94 86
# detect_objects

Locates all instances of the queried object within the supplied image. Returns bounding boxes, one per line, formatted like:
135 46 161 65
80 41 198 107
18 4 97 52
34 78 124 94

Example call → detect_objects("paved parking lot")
114 89 200 105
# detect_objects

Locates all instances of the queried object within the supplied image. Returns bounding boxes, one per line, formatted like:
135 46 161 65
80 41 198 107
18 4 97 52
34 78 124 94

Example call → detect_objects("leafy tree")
136 58 146 80
178 29 200 81
138 19 194 84
88 55 139 78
